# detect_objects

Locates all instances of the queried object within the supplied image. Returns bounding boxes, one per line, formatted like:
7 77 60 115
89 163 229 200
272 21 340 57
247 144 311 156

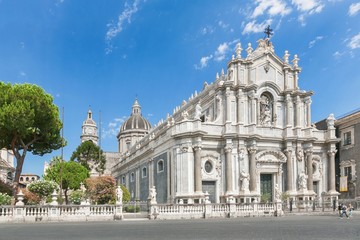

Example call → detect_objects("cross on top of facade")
264 25 273 39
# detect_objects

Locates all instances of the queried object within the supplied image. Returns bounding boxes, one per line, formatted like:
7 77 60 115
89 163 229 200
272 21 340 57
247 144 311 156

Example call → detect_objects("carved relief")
296 148 304 162
298 171 308 191
255 150 287 163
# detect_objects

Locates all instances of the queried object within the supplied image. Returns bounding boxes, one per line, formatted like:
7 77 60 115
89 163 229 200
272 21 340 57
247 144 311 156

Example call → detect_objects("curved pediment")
255 150 287 163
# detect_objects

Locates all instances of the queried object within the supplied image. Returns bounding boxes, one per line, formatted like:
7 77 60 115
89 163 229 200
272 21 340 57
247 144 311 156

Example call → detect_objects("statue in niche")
260 95 272 126
227 69 233 81
240 169 250 192
298 172 308 191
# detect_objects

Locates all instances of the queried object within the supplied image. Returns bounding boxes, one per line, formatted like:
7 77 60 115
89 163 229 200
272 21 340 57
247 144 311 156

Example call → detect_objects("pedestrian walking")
348 204 354 218
340 204 349 219
338 203 342 217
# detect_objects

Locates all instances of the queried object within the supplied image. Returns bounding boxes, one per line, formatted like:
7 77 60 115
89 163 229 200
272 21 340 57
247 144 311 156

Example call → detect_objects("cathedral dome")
120 99 151 132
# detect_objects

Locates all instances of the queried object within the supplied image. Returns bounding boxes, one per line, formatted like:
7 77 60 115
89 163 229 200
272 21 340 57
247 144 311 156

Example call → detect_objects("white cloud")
242 19 272 35
194 40 239 69
291 0 324 12
349 2 360 16
333 51 344 58
218 21 229 29
308 36 324 48
19 71 26 77
195 55 213 69
105 0 144 54
348 32 360 49
214 43 229 61
102 116 128 138
291 0 324 25
252 0 292 18
201 26 215 35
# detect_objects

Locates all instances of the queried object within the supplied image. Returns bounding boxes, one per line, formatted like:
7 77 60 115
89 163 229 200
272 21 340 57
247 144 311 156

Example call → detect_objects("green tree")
119 184 130 203
44 160 89 204
0 82 63 194
70 140 106 175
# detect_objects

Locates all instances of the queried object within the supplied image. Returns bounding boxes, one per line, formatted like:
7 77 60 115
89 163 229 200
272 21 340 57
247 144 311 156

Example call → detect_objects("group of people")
338 203 354 219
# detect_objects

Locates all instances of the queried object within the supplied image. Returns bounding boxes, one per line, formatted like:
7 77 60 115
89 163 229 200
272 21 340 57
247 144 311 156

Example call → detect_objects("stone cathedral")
110 38 339 204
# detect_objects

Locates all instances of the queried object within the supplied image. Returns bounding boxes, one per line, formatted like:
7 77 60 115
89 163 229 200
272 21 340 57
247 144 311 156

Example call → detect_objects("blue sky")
0 0 359 177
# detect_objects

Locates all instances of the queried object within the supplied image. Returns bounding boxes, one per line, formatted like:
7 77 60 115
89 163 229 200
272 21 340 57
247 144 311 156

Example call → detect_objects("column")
295 96 301 127
237 90 244 124
306 98 312 127
248 146 257 192
226 87 231 122
249 91 256 124
285 94 292 127
284 148 294 192
194 145 202 194
306 149 313 191
148 158 154 190
225 145 233 194
328 150 337 192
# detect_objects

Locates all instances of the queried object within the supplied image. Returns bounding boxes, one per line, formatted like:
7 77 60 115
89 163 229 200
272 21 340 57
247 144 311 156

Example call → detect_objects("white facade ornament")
182 110 189 120
297 148 304 162
149 186 157 204
246 43 253 57
260 95 272 126
298 171 308 191
194 103 202 120
235 43 242 58
274 184 281 201
221 68 225 76
216 72 219 79
239 169 250 192
227 69 233 81
326 113 335 128
292 54 299 68
116 186 123 204
283 50 290 64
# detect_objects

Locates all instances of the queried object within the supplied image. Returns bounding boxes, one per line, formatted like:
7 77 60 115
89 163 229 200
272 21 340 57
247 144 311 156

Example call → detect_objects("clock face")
86 128 94 134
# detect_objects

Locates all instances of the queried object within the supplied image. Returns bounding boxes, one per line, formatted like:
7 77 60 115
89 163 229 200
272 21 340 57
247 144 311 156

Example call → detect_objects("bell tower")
81 109 99 145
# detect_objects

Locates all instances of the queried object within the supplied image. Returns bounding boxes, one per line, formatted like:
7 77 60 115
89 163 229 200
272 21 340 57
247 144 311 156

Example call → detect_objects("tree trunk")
11 146 27 199
64 188 68 205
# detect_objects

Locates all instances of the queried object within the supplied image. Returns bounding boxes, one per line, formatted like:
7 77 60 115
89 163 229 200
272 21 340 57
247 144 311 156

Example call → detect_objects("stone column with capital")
249 91 256 125
194 145 202 194
248 146 257 192
305 98 312 128
284 148 294 192
148 158 154 193
225 88 231 122
306 149 313 192
225 145 233 194
327 149 337 193
295 96 301 128
285 94 292 127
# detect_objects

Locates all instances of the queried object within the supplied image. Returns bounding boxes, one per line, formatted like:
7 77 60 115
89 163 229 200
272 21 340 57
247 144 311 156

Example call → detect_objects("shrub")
69 190 85 205
85 176 116 204
0 180 13 196
124 206 140 213
260 193 271 203
0 192 12 205
28 180 58 200
22 188 41 205
120 184 130 203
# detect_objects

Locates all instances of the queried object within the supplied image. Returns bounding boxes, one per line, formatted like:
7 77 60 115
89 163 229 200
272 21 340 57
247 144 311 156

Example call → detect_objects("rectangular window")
344 132 351 146
344 166 352 177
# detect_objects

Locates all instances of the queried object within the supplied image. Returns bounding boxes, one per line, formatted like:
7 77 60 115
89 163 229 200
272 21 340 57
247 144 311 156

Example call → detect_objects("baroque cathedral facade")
107 38 339 204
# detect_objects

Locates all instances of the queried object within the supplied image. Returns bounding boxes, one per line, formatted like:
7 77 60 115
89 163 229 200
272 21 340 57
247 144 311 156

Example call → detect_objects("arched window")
130 172 135 182
142 167 147 178
157 160 164 173
31 177 35 181
20 177 23 182
26 177 29 181
122 176 126 185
